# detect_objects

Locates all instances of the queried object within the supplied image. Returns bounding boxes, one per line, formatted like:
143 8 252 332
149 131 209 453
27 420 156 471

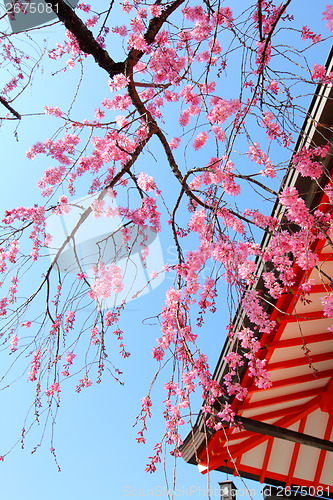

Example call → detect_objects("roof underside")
197 234 333 489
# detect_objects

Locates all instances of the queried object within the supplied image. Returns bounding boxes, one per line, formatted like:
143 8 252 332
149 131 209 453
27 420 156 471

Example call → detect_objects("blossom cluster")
292 144 329 179
28 350 42 382
89 262 124 299
2 206 46 261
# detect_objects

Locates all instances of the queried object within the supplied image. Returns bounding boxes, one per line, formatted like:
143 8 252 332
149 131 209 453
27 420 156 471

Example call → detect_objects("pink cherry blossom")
169 137 181 150
137 172 156 192
10 334 18 352
89 262 124 299
323 5 333 32
28 350 42 381
193 131 208 150
149 4 161 17
108 74 129 92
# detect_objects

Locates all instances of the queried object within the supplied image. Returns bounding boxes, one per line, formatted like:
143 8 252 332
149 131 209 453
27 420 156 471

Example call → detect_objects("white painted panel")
293 444 321 482
320 426 333 487
308 262 333 284
266 422 299 476
268 341 333 364
242 398 314 419
240 440 268 470
268 360 333 383
280 318 333 339
295 292 332 314
303 409 328 439
247 378 329 404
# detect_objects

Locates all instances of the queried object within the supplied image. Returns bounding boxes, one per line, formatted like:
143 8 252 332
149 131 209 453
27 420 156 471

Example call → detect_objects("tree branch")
0 97 21 119
48 0 125 76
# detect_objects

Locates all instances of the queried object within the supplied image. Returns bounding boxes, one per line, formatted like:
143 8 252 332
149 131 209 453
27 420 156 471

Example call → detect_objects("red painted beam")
247 370 333 396
259 437 274 483
240 397 321 422
242 387 321 411
277 310 327 323
318 254 333 262
268 332 333 350
268 351 333 371
285 417 306 487
314 415 333 488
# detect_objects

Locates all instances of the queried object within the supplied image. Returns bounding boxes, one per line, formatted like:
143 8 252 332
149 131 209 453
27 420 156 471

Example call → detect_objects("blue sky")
0 1 332 499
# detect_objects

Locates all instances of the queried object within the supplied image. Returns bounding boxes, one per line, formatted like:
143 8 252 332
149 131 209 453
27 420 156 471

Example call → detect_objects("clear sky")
0 1 332 499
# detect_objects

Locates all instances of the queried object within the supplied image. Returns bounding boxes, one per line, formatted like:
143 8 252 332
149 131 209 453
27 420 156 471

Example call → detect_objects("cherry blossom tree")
0 0 333 476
